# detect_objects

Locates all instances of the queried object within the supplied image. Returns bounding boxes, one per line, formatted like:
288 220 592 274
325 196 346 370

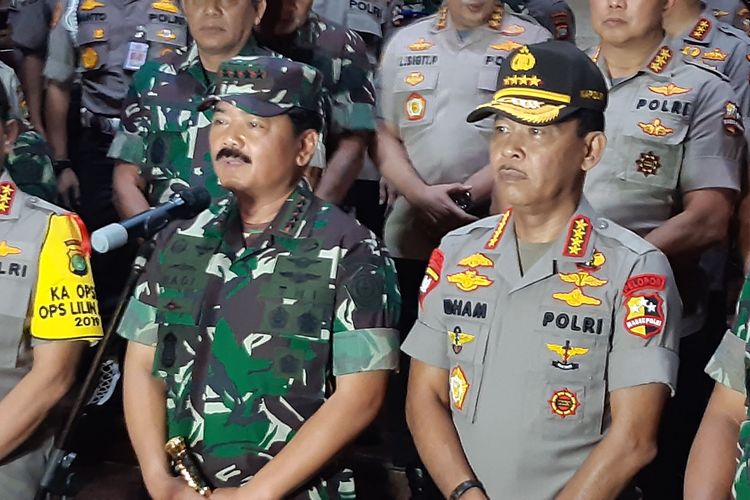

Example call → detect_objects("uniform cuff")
118 298 158 347
681 157 740 193
107 132 146 168
609 346 679 396
332 327 400 375
705 329 747 395
401 320 449 370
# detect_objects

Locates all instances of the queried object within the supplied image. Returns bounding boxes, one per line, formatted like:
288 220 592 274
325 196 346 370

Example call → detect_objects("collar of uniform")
429 3 505 35
642 39 678 78
179 37 265 74
681 13 716 44
0 171 22 221
218 180 315 261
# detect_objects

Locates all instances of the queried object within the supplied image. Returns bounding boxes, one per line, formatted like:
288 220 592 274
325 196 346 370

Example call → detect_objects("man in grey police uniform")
584 0 746 496
403 40 681 500
375 0 549 493
705 0 750 35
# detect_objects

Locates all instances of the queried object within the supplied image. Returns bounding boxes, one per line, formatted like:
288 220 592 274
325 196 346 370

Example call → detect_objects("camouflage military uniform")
118 181 401 496
0 61 56 202
256 11 377 140
108 39 275 205
705 274 750 499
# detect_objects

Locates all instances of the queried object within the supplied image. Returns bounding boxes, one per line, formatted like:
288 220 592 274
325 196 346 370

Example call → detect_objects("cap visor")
467 100 580 126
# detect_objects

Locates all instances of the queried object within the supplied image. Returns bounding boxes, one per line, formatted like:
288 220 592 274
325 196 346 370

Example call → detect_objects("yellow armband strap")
30 214 103 341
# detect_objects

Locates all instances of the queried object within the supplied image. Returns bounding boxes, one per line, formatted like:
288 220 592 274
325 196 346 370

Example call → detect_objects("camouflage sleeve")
107 62 158 167
118 295 159 346
331 231 400 376
401 245 450 370
609 250 682 395
5 131 57 203
331 28 377 133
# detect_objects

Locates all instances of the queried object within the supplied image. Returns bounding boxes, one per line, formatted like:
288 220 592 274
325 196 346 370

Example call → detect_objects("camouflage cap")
467 41 607 126
199 56 324 129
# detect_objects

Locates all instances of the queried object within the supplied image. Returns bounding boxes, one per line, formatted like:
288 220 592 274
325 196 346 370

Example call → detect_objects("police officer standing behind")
0 83 103 498
119 56 400 500
404 41 681 500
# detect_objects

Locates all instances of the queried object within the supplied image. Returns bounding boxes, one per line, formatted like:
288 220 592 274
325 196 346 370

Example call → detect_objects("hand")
150 476 207 500
462 488 490 500
411 183 477 231
379 177 399 208
57 168 80 209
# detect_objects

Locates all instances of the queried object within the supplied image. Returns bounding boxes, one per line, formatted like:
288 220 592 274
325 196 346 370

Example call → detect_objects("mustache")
216 147 251 164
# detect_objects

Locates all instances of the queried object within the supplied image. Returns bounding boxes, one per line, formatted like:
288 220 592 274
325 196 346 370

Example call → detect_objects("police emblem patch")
450 366 470 410
405 93 426 121
624 293 665 339
636 151 661 177
510 46 536 71
723 101 744 136
419 248 444 307
547 341 589 370
81 47 99 70
680 46 701 58
408 37 434 51
638 118 673 137
549 388 579 418
449 326 476 354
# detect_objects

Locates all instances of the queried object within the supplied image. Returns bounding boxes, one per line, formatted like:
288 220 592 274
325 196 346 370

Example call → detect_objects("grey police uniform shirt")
402 198 681 499
583 42 744 334
377 10 550 261
671 12 750 139
705 0 750 36
44 0 187 117
0 60 27 121
313 0 388 39
8 0 58 52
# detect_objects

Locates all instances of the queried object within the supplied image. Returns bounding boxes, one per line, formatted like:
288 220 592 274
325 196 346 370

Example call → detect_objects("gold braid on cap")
492 97 566 124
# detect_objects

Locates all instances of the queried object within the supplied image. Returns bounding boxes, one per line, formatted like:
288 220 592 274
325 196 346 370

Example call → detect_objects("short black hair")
287 107 323 137
565 108 605 137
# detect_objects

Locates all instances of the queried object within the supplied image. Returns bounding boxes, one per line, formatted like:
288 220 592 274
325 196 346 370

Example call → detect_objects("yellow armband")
30 214 103 341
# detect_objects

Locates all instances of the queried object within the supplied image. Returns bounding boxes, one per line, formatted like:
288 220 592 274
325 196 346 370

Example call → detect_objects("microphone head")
91 223 129 254
172 186 211 219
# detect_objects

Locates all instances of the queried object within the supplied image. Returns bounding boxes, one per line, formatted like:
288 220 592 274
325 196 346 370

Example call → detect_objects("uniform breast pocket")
142 106 197 180
77 23 109 72
618 118 688 192
258 253 337 340
525 329 608 438
446 317 491 423
395 68 439 129
0 246 35 368
146 22 187 60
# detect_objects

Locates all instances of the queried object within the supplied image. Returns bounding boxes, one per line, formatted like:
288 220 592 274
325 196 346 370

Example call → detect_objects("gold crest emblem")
79 0 104 10
648 83 691 96
510 46 535 71
638 118 674 137
0 241 21 257
405 71 424 86
457 253 494 268
152 0 179 13
703 48 728 61
490 41 523 52
447 269 494 292
81 47 99 70
408 37 433 51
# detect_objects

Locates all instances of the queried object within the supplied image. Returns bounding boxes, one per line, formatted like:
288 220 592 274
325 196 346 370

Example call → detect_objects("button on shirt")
402 198 681 499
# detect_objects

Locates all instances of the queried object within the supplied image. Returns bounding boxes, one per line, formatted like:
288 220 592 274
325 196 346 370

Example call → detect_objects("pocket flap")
146 23 187 47
395 68 439 92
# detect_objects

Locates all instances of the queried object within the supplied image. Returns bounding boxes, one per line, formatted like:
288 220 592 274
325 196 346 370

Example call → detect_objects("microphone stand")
35 239 156 500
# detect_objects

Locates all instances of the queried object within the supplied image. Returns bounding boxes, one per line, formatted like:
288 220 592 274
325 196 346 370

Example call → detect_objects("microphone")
91 187 211 254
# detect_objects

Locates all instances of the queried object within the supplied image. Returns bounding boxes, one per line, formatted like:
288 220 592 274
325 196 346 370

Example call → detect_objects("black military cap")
467 40 607 125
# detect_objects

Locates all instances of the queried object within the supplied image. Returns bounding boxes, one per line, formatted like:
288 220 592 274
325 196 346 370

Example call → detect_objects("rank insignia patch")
419 248 444 308
689 18 711 40
648 47 672 73
450 365 470 410
703 48 728 61
409 37 434 51
549 388 579 418
405 71 424 86
447 269 494 292
553 271 607 307
638 118 673 137
0 241 21 257
723 101 744 136
681 46 701 58
648 83 691 96
562 215 592 258
624 293 665 339
405 93 426 121
458 253 494 268
547 341 589 370
0 182 16 215
449 326 476 354
490 41 523 52
636 151 661 177
485 209 511 250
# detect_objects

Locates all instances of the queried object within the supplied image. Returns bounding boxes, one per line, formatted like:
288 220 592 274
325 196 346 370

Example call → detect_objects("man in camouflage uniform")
119 56 400 500
110 0 273 218
256 0 377 205
0 81 103 499
685 272 750 498
0 60 56 202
